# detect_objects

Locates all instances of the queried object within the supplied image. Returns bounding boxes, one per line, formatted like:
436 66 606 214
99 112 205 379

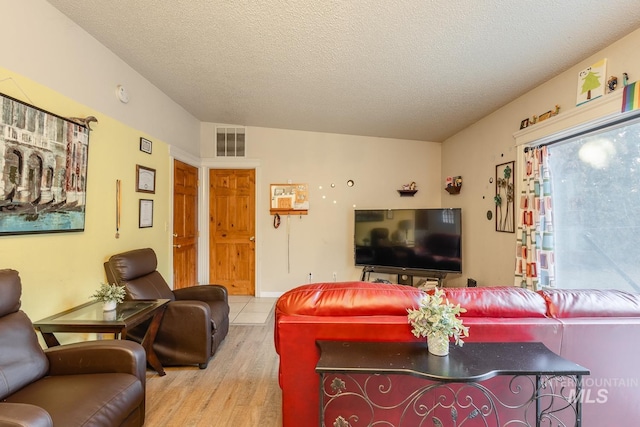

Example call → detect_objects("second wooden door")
209 169 255 295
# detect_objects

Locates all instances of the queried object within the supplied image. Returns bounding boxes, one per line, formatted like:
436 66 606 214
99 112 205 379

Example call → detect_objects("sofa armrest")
173 284 228 303
162 300 211 336
44 340 146 384
156 300 212 360
0 402 53 427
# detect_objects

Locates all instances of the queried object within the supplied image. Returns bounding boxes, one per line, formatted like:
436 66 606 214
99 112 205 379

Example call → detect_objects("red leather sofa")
274 281 640 427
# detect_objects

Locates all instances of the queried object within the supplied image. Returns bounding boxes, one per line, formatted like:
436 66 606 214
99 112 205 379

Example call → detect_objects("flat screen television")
354 208 462 275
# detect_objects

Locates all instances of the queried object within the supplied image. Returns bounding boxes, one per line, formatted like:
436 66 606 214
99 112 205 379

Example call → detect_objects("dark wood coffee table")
34 299 170 376
317 341 590 427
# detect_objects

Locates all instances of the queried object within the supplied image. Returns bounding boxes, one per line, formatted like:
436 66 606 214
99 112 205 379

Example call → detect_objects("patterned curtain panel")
514 146 556 290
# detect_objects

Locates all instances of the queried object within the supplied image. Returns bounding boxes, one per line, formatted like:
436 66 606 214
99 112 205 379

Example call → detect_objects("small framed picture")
136 165 156 194
139 199 154 228
520 118 529 129
140 137 152 154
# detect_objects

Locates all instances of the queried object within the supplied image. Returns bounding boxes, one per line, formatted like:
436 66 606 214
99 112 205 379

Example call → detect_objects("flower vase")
103 309 117 321
427 333 450 356
102 300 117 312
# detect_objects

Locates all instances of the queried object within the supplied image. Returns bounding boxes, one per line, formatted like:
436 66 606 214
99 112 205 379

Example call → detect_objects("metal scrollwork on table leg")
321 373 583 427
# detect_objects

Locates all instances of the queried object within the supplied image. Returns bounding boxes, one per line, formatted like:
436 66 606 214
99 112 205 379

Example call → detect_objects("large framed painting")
0 93 90 235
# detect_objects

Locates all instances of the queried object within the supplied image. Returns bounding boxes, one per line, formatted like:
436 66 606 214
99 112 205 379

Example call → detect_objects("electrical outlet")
332 272 337 282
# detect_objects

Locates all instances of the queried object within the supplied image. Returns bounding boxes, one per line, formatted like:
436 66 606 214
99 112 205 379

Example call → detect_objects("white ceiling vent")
216 127 246 157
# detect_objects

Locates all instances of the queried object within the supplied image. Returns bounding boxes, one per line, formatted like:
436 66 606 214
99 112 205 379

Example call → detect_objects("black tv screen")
354 208 462 274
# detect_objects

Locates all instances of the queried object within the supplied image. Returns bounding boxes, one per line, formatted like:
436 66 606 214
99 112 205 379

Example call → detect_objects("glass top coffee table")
34 299 170 376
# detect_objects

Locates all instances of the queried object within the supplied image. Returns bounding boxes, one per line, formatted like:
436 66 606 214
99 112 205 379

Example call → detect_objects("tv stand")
360 266 446 287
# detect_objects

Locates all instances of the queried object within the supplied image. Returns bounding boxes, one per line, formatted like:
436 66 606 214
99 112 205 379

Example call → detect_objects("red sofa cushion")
440 287 548 318
538 288 640 318
275 281 423 317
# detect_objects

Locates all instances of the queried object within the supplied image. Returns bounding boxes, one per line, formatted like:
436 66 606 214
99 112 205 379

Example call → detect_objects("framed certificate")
139 199 153 228
140 137 152 154
136 165 156 193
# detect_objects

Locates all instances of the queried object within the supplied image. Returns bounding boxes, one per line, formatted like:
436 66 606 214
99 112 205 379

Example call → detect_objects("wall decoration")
538 110 552 122
0 92 90 235
139 199 153 228
539 105 560 122
269 183 309 215
444 176 462 195
607 75 618 93
495 161 515 233
622 80 640 112
115 179 121 238
523 105 560 128
577 59 607 106
68 115 98 131
139 137 152 154
398 181 418 196
136 165 156 193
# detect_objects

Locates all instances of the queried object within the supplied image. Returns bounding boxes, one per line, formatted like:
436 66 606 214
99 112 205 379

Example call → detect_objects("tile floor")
228 295 278 324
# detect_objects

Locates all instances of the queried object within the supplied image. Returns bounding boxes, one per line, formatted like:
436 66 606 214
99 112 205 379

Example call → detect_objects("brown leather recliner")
0 269 146 427
104 248 229 369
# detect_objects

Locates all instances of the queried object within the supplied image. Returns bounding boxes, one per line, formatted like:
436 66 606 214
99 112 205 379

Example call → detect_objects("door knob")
173 244 181 248
173 233 178 237
249 236 255 241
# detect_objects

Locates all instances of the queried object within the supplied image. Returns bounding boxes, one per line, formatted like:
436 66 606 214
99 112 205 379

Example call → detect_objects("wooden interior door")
209 169 255 295
173 160 198 289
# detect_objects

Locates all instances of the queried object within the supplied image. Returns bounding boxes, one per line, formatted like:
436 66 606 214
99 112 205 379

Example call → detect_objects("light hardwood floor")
144 310 283 426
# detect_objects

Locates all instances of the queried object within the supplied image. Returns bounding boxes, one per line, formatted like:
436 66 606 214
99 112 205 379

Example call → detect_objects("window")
546 115 640 292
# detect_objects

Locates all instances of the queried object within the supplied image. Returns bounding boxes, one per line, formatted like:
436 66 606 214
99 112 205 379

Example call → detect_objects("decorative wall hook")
68 115 98 131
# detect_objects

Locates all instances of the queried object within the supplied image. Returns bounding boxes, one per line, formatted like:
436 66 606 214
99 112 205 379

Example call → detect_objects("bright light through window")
547 117 640 292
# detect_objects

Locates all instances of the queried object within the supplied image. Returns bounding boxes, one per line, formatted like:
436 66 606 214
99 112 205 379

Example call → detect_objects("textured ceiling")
46 0 640 142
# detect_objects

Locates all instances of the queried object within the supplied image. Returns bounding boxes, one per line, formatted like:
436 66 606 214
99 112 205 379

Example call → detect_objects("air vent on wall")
216 127 246 157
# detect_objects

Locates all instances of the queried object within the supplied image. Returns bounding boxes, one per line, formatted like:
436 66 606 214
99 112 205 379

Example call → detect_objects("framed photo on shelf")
140 137 152 154
139 199 153 228
136 165 156 193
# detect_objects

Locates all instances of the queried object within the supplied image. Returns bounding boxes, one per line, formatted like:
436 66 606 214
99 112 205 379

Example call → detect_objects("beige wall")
441 27 640 287
201 125 442 295
0 1 202 326
2 0 200 156
4 0 640 310
0 68 172 327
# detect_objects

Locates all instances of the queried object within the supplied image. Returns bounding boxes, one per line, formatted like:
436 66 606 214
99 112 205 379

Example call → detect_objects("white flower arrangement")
90 283 126 304
407 288 469 347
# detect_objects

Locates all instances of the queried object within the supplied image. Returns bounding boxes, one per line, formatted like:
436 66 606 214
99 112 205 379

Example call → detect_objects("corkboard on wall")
269 183 309 215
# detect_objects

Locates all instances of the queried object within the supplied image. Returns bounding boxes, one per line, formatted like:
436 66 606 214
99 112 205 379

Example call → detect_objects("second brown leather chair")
104 248 229 369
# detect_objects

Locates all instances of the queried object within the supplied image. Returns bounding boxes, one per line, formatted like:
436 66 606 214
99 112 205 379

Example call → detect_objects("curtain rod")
525 109 640 152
